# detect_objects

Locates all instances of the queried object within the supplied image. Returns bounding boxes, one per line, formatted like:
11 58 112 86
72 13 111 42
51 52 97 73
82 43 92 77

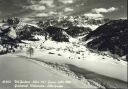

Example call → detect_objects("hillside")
84 19 128 61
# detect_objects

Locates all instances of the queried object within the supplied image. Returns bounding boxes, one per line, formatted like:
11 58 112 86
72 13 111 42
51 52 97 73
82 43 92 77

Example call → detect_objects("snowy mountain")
84 19 128 61
0 18 127 89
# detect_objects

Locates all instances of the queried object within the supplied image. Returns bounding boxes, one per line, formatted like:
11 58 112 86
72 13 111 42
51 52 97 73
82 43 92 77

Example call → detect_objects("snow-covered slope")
0 55 97 89
12 36 128 89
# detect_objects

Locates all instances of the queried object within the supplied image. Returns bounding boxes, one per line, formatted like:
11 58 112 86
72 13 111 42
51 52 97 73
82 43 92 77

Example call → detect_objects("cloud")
36 13 48 17
36 11 57 17
92 7 118 13
25 0 54 11
49 11 57 15
108 7 118 12
39 0 54 7
22 17 32 22
84 7 118 19
84 13 104 19
58 0 73 4
120 17 127 19
29 0 39 4
26 5 46 11
64 7 73 12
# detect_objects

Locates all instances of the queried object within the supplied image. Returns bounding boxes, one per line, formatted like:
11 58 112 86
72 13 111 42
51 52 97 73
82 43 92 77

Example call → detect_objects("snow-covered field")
6 35 127 89
0 55 97 89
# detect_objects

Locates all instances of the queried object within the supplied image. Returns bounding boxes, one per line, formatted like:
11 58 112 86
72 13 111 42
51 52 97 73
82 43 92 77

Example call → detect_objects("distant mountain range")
0 17 128 62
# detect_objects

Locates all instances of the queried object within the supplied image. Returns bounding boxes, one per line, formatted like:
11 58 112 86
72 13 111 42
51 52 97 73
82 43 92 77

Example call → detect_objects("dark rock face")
0 24 43 52
18 25 69 42
0 25 17 44
0 26 17 54
44 26 69 42
17 25 43 40
65 26 92 37
84 20 128 60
